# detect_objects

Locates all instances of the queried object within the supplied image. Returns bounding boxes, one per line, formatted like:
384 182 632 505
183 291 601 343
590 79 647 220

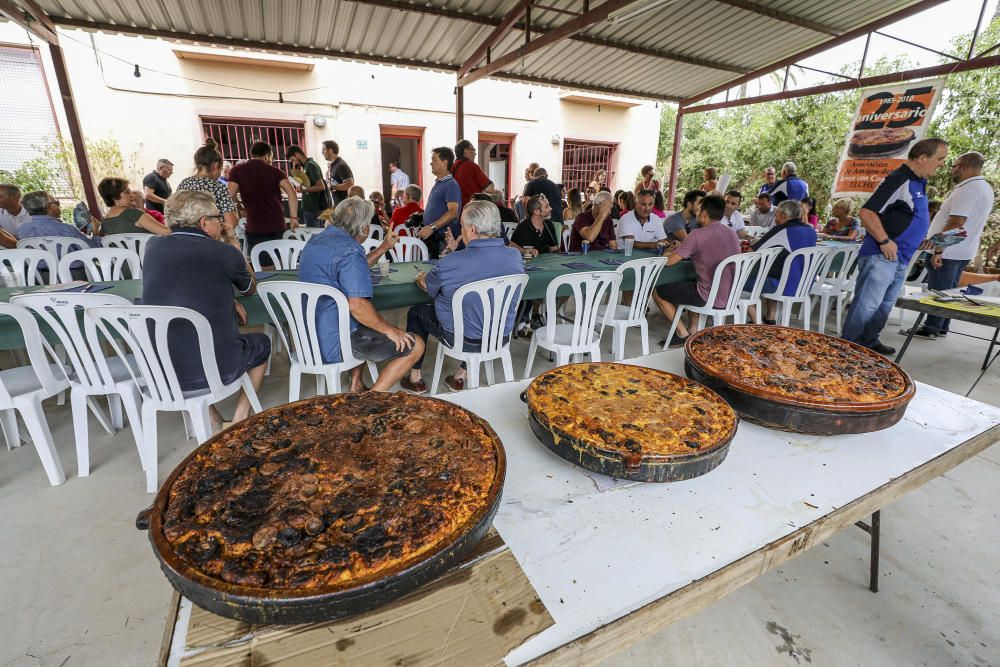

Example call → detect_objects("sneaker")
870 342 896 355
938 330 948 338
667 333 689 349
400 377 427 394
900 327 937 340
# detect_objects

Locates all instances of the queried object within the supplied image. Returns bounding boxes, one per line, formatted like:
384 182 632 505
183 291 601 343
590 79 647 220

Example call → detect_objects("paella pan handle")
136 506 152 531
519 390 527 403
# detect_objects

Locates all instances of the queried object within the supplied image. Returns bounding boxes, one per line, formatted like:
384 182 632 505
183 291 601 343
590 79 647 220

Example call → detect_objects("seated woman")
142 190 268 429
97 178 170 236
821 198 863 241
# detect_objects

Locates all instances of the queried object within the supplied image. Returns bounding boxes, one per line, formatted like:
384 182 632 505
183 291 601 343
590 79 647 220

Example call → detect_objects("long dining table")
0 249 696 351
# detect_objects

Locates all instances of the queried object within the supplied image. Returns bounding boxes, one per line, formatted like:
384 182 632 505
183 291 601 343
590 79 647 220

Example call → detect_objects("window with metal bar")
561 140 617 193
201 117 305 175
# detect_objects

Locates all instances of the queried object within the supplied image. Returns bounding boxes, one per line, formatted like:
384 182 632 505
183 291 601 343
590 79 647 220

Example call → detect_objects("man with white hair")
0 184 30 243
769 161 809 205
299 196 423 393
750 198 817 323
402 201 525 393
143 158 174 213
569 190 617 251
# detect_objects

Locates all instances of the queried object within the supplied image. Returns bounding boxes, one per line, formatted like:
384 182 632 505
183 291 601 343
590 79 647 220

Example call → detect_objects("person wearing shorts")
298 196 423 392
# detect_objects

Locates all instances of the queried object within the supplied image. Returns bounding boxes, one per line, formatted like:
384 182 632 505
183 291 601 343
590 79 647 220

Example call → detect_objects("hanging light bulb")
133 64 141 78
278 92 285 103
528 90 533 99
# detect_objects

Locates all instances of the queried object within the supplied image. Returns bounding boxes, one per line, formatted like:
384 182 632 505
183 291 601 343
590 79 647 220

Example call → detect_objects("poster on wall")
831 78 946 198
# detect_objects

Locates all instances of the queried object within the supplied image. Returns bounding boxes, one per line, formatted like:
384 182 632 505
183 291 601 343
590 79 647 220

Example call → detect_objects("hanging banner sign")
832 78 946 198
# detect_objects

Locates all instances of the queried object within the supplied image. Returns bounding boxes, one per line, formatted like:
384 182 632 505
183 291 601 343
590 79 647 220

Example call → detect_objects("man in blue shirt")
752 200 817 323
402 201 525 393
416 146 462 259
842 138 949 354
769 161 809 205
17 190 102 250
298 196 423 392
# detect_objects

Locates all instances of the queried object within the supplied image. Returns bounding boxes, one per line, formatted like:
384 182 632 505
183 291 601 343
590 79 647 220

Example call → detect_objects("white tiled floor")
1 307 998 667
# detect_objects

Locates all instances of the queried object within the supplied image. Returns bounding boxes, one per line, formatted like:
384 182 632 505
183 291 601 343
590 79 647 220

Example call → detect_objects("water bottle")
581 241 590 255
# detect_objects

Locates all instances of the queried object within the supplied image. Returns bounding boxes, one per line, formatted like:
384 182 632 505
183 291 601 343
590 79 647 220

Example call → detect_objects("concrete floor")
1 306 998 667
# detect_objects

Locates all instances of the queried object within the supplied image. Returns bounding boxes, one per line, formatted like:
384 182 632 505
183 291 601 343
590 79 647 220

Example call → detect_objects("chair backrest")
502 221 518 240
361 238 381 255
742 246 784 303
614 257 667 322
450 274 529 357
17 236 88 259
0 248 57 286
257 281 362 371
250 239 306 271
235 222 248 256
103 233 153 267
85 305 225 409
58 247 142 283
904 248 929 287
772 246 833 299
0 302 66 404
13 293 133 391
702 252 766 312
389 237 429 262
366 225 384 242
283 227 322 242
822 244 861 292
562 227 572 252
544 271 622 348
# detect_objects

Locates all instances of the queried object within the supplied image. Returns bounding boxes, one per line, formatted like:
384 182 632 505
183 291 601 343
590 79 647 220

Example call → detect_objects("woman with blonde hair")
634 165 660 194
565 187 584 221
699 167 718 193
589 169 607 192
821 198 863 241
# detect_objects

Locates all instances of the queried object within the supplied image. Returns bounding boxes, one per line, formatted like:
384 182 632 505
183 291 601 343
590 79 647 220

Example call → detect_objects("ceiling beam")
457 0 532 78
458 0 642 87
497 71 681 101
0 0 58 43
711 0 841 36
682 0 949 106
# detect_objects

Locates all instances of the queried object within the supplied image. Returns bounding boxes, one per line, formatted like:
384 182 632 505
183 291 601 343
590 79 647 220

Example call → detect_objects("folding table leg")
854 510 880 593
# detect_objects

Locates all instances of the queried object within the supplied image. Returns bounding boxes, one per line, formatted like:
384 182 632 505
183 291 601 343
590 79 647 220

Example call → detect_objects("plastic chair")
597 257 666 361
13 293 145 480
250 239 306 271
663 252 764 350
524 271 622 377
365 225 384 243
429 274 528 394
103 233 153 267
389 237 429 262
361 238 381 255
0 248 57 286
737 247 784 324
562 227 572 252
57 247 142 283
0 302 70 485
283 227 322 242
503 221 518 240
257 281 379 402
86 305 264 492
235 222 248 256
17 236 89 263
761 246 833 330
810 244 861 333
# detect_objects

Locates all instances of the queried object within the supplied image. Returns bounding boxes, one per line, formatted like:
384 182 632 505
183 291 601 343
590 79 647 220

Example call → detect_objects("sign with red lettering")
832 78 945 197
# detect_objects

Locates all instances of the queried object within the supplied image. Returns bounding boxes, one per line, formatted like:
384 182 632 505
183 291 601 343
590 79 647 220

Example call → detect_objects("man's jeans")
302 210 323 228
923 258 969 334
841 254 909 348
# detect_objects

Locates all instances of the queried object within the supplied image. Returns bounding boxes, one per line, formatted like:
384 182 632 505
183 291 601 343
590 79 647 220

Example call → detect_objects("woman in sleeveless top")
98 178 169 236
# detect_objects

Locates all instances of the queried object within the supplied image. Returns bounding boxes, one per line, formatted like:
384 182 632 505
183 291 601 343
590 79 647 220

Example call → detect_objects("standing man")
749 192 776 228
452 139 495 204
841 138 949 354
417 147 462 258
722 190 751 239
321 140 354 206
522 167 564 224
227 141 299 254
662 189 704 241
769 161 809 204
389 160 410 202
0 184 30 247
286 145 328 228
515 162 540 220
758 166 777 195
143 158 174 214
912 151 994 339
619 189 667 249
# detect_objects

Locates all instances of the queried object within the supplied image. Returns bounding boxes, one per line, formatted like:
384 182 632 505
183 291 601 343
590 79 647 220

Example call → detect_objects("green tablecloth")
0 250 694 351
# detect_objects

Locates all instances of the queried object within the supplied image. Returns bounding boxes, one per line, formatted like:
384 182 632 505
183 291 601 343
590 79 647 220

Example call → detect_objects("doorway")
379 126 423 206
478 132 515 206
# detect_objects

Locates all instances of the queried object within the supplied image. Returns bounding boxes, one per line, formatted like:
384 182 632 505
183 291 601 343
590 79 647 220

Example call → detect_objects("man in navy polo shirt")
841 138 949 354
769 161 809 204
416 146 462 259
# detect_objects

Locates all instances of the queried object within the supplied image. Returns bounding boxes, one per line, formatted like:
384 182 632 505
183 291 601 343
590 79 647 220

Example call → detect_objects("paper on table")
524 265 544 272
599 258 625 266
254 271 278 281
562 262 593 270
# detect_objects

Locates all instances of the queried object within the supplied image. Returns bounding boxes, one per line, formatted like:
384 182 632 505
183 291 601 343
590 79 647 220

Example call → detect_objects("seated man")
142 190 268 429
569 190 617 251
390 184 423 232
721 190 751 240
751 199 818 323
403 201 525 393
510 195 560 254
299 196 423 392
662 189 703 241
17 189 102 250
749 193 776 228
618 189 667 249
652 194 740 347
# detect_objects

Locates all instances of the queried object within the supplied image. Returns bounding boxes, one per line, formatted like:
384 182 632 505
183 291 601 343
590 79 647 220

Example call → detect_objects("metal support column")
666 109 684 207
455 85 465 143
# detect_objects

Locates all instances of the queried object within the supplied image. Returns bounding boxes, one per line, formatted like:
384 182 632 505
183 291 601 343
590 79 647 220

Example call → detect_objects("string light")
278 92 284 103
528 90 533 99
133 64 141 77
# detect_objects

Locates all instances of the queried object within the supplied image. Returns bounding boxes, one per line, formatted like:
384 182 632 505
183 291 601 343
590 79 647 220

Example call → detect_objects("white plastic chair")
235 222 248 256
13 293 145 481
283 227 322 242
365 225 384 243
737 246 784 324
562 227 572 252
257 282 379 402
761 246 833 330
389 237 429 262
0 248 57 286
0 302 69 485
103 233 153 267
810 244 861 333
597 257 666 361
16 236 89 259
86 305 264 492
429 274 528 394
524 271 622 377
361 238 381 255
663 252 763 349
250 239 306 271
503 221 518 240
57 247 142 283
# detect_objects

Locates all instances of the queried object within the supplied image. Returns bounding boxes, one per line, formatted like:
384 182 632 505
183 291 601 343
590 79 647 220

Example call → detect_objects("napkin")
562 262 592 270
599 258 625 266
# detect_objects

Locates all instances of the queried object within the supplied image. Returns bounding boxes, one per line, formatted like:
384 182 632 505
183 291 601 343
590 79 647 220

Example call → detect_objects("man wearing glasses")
16 190 101 251
758 167 777 196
